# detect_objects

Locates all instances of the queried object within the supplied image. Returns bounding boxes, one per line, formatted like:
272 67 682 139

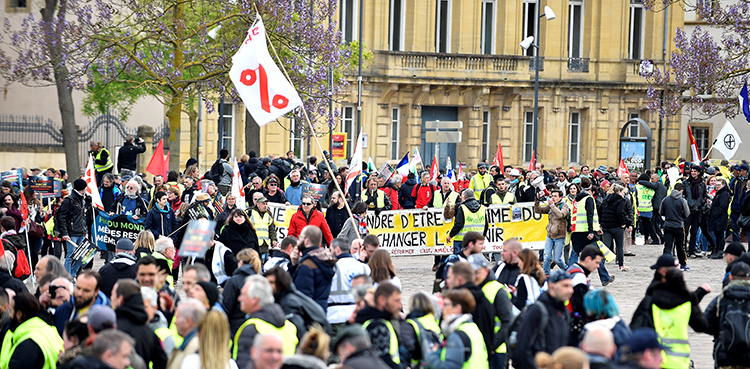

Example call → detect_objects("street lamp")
520 5 555 164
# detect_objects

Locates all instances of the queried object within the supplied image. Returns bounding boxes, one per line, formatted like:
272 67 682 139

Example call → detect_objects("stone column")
137 125 155 179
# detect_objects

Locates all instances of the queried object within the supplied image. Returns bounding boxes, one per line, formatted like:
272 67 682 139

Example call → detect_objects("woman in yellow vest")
402 292 443 368
632 268 710 369
0 292 64 369
424 289 489 369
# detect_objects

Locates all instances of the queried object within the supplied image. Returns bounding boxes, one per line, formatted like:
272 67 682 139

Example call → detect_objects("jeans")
602 227 625 267
489 353 506 369
453 240 463 255
64 235 85 276
663 226 686 266
543 237 567 274
731 211 742 242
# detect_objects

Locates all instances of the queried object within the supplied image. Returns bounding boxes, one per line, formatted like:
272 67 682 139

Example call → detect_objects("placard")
28 176 62 198
70 238 98 266
91 212 146 252
302 183 327 203
178 219 216 258
331 133 347 159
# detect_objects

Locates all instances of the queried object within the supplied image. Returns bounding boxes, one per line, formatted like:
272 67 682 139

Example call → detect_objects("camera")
49 284 65 299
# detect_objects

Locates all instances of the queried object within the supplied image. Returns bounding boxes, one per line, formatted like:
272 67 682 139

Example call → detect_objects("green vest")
481 280 511 354
0 317 64 369
362 190 387 209
572 195 600 232
94 148 113 172
251 209 272 246
233 318 298 360
636 184 655 213
652 302 691 369
432 190 459 208
363 318 400 364
455 204 486 242
406 314 443 367
440 321 489 369
152 251 174 287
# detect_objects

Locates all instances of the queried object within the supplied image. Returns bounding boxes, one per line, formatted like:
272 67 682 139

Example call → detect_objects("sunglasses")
302 202 313 206
268 183 277 186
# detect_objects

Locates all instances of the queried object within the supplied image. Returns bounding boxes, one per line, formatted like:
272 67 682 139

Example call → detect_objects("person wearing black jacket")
600 185 629 270
513 270 573 369
244 151 261 180
99 174 119 213
111 279 167 369
218 209 259 255
325 191 349 238
0 253 27 293
399 173 417 209
222 259 258 336
55 179 91 276
117 136 146 173
660 185 690 268
708 179 732 259
705 261 750 368
445 261 495 357
97 239 137 298
474 254 514 367
265 266 331 337
683 166 706 256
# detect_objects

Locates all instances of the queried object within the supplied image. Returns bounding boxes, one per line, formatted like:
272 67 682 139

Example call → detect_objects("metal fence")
0 115 64 147
80 111 137 170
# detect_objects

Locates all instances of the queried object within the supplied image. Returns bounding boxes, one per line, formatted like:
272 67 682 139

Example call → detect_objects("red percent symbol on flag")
239 65 290 113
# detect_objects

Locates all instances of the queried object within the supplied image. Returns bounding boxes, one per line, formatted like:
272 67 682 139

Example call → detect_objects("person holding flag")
54 178 91 276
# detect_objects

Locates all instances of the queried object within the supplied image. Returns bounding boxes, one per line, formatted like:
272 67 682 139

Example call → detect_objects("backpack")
1 238 31 280
718 293 750 354
507 301 549 365
209 159 224 184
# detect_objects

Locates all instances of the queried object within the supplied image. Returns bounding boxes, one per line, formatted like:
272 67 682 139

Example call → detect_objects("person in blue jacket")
143 191 177 242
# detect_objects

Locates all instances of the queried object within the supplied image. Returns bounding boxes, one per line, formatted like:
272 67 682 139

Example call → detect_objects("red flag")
163 151 170 178
147 139 166 178
19 192 28 221
528 150 535 172
687 126 702 163
492 143 505 170
430 155 439 181
617 158 630 178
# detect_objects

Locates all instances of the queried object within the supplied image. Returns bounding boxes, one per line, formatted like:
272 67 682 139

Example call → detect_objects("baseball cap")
467 254 488 271
116 238 134 251
86 305 117 333
731 262 750 278
596 165 607 174
267 178 278 184
509 169 521 177
624 329 665 354
331 324 368 352
725 242 745 257
741 164 750 172
548 270 573 283
30 166 41 172
650 254 678 270
478 162 488 169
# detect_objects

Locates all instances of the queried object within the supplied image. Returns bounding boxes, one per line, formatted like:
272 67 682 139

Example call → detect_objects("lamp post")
520 5 555 164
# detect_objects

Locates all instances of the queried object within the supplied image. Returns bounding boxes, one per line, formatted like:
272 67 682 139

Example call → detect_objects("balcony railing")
567 58 590 73
529 56 544 72
391 51 529 72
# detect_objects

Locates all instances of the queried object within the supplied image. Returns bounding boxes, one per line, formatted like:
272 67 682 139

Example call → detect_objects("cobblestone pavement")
394 241 725 369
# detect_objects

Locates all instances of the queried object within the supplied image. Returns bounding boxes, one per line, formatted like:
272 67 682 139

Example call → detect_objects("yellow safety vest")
362 190 387 209
406 314 443 367
152 251 174 287
0 317 64 369
636 184 655 213
470 173 492 199
233 318 298 360
250 209 272 246
455 204 486 242
169 316 184 348
482 280 511 354
652 302 691 369
571 195 600 232
491 192 515 205
432 190 459 208
363 319 400 365
94 148 113 172
440 321 489 369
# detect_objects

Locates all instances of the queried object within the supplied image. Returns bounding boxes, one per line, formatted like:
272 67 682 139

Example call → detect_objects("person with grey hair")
234 275 299 369
113 179 148 218
447 188 487 255
0 251 26 293
331 324 391 369
34 255 69 284
85 329 136 369
152 237 176 287
167 298 207 369
141 286 176 357
251 334 285 369
328 238 371 332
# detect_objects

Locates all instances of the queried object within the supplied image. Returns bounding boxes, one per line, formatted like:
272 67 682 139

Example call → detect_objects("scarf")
688 175 702 199
353 214 368 235
440 313 473 337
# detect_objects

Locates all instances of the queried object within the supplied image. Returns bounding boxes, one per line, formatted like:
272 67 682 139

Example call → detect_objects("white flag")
230 17 303 126
714 120 742 159
84 156 104 211
345 131 364 195
231 158 246 210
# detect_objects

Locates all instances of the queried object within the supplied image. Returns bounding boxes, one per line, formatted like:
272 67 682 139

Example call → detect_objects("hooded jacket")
293 246 336 313
223 264 258 335
399 178 418 209
709 185 732 232
355 305 403 369
0 270 26 294
599 193 627 229
235 303 292 369
277 283 331 337
660 190 690 229
144 204 177 242
244 157 260 179
219 220 259 255
705 279 750 366
629 280 709 333
448 198 489 238
115 293 168 369
513 291 571 369
287 207 333 245
98 252 137 297
54 291 110 335
455 282 495 354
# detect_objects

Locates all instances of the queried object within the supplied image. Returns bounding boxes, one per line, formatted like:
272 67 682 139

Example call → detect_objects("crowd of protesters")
2 140 750 369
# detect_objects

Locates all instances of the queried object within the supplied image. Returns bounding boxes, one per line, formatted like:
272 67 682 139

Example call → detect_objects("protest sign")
266 202 546 255
91 212 146 252
28 176 62 198
70 238 98 266
0 170 21 188
331 133 347 159
302 183 327 203
178 219 216 258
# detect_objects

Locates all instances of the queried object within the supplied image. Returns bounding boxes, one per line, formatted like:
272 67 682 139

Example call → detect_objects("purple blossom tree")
640 0 749 121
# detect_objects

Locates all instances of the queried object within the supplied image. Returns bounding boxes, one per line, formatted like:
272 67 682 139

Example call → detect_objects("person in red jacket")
380 174 402 210
412 171 437 209
287 195 333 245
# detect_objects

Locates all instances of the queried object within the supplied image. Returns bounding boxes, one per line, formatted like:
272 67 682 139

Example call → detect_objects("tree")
640 0 749 121
89 0 351 166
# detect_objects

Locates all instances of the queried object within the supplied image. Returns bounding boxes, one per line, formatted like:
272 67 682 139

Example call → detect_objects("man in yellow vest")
635 173 660 245
471 242 514 369
355 282 403 368
362 177 392 214
90 141 113 186
0 291 64 369
249 195 277 263
570 177 614 287
432 177 459 208
469 162 492 199
447 189 488 255
480 177 516 206
234 275 299 369
142 286 176 357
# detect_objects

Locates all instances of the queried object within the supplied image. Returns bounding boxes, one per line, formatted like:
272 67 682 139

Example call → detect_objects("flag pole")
704 139 717 158
258 12 361 240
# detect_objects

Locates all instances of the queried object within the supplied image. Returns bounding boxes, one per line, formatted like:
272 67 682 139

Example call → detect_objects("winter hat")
725 242 745 257
116 238 134 251
73 179 87 191
196 281 220 308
